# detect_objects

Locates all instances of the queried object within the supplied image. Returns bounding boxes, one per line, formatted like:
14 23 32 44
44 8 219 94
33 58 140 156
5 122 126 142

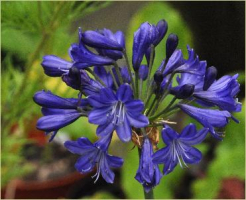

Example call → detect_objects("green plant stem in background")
109 67 119 89
146 45 155 96
135 70 139 98
114 62 124 85
123 49 135 92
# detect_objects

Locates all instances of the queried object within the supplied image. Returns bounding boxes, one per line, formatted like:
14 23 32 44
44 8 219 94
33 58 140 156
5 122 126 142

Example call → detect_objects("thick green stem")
144 189 154 199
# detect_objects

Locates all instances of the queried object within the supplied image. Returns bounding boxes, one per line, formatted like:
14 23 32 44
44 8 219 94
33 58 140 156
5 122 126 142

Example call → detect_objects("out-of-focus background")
1 1 245 199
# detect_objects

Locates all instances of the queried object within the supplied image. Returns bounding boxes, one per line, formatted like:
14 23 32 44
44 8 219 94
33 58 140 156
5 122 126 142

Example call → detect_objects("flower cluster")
34 19 241 192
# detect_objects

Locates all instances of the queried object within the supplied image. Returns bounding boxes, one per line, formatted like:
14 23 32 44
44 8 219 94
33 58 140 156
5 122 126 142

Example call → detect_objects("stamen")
110 101 125 125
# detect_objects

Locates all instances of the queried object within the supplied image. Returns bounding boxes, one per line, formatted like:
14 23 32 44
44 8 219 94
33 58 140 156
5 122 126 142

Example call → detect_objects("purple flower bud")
139 65 148 80
154 71 164 84
82 30 123 50
153 19 168 46
121 66 131 83
132 22 151 70
41 55 72 77
203 66 217 90
62 67 82 90
170 84 195 99
166 34 179 61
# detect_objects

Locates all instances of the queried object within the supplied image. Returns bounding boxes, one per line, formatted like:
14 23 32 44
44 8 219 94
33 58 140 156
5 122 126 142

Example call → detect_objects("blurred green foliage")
1 1 110 188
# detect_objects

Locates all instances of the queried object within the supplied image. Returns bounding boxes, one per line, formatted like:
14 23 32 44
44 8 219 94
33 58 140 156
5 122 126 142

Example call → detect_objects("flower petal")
115 117 132 142
116 84 133 103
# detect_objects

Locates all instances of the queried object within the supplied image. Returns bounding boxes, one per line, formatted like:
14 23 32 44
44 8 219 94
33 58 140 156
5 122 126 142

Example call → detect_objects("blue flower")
179 104 231 139
176 46 207 91
88 84 149 142
162 50 185 77
132 22 152 70
33 91 88 141
94 66 114 88
81 29 124 50
120 66 131 84
96 29 125 60
139 65 149 81
135 137 162 193
194 74 241 112
41 55 72 77
152 124 209 175
64 134 123 183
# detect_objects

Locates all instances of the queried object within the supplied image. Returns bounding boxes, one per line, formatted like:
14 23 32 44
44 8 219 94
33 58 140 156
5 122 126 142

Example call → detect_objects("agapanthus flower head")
152 124 209 174
34 17 241 193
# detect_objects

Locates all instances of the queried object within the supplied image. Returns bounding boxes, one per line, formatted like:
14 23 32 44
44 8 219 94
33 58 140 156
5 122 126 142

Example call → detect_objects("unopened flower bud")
154 71 164 84
170 84 194 99
203 66 217 91
166 34 179 61
139 65 149 80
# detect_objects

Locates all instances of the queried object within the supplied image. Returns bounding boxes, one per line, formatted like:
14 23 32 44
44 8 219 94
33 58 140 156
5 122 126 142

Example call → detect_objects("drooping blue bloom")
162 50 185 77
81 29 124 50
193 74 241 112
179 104 231 139
152 124 209 175
135 137 162 193
69 42 114 67
64 134 123 183
41 55 73 77
96 29 125 60
33 91 88 141
176 46 207 91
88 84 149 142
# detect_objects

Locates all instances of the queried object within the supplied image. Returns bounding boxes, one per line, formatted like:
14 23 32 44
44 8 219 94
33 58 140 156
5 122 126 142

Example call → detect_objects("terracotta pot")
1 171 94 199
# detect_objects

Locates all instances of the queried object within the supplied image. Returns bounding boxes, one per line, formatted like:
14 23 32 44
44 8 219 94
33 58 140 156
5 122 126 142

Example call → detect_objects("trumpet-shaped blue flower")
41 55 73 77
152 124 209 175
194 74 241 112
81 29 124 51
179 104 231 139
135 137 162 193
88 84 149 142
33 91 88 141
64 134 123 183
95 29 125 60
